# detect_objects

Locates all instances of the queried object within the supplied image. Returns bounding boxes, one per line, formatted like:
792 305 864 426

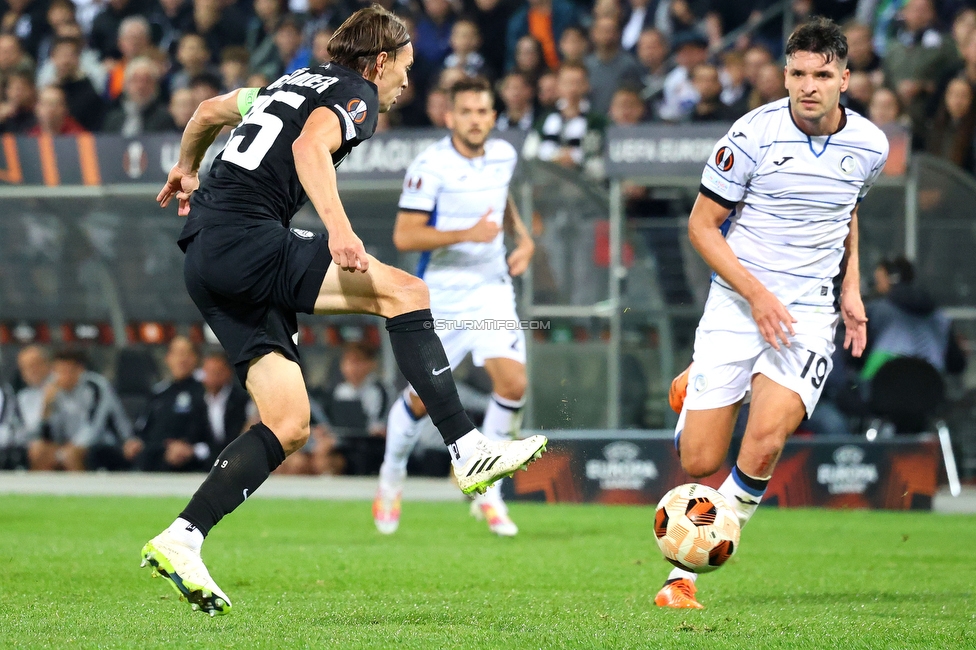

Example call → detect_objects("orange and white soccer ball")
653 483 741 573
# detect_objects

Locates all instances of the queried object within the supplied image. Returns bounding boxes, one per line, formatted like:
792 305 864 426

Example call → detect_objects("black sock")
179 423 285 537
386 309 474 445
733 463 770 492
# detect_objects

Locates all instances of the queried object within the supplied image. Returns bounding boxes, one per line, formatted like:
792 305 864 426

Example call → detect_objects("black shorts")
182 220 331 386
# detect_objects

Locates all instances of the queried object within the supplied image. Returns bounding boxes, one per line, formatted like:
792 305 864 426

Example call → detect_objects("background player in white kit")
656 17 889 609
374 77 535 537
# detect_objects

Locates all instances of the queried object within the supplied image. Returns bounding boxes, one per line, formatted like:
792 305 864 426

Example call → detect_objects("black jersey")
178 62 378 247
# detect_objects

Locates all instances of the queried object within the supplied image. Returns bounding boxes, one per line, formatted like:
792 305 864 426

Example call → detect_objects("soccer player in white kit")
656 17 889 609
373 77 536 537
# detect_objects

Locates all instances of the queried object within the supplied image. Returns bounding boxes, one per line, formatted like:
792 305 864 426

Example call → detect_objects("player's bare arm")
688 192 796 350
158 89 245 216
392 207 500 251
293 106 369 273
840 207 868 357
503 196 534 277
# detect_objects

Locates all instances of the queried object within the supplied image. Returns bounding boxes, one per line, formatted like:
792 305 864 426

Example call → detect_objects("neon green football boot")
141 531 232 616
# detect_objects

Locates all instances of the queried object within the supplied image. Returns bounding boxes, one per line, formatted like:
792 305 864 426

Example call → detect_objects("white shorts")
428 279 526 369
680 287 838 421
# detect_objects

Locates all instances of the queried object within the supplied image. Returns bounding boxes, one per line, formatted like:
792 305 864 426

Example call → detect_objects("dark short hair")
328 4 410 75
448 75 492 103
189 71 222 91
785 16 848 65
879 256 915 285
51 35 82 53
53 348 88 367
204 349 231 366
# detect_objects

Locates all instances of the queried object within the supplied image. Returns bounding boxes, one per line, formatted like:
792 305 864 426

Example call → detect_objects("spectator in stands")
689 62 741 122
861 256 966 384
536 69 557 110
321 343 389 475
742 42 772 95
845 70 874 115
167 86 194 130
869 87 906 128
506 0 580 72
36 21 107 96
310 27 333 67
132 336 213 472
219 45 249 91
246 0 284 80
169 32 214 94
6 345 51 470
272 14 309 76
512 35 546 85
586 16 642 115
719 51 749 116
558 24 589 66
45 36 105 131
191 0 247 63
528 63 607 173
28 348 136 471
102 57 171 135
188 70 221 107
844 22 882 81
752 61 788 108
620 0 656 53
200 351 249 456
105 15 155 102
0 70 37 132
0 381 24 469
0 34 34 93
658 31 707 122
89 0 148 60
443 18 485 78
635 28 669 116
28 85 86 134
883 0 957 123
148 0 194 59
302 0 348 49
35 0 76 64
657 0 714 47
246 71 270 88
425 86 449 127
415 0 455 70
1 0 51 59
497 71 535 130
467 0 512 79
609 85 645 125
924 77 976 173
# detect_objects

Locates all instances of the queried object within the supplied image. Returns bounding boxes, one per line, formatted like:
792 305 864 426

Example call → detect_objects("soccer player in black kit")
141 5 547 616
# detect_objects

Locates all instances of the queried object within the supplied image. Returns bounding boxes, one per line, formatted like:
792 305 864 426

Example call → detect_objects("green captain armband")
237 87 260 116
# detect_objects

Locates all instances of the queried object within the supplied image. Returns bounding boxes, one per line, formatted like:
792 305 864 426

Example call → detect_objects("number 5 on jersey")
223 91 307 170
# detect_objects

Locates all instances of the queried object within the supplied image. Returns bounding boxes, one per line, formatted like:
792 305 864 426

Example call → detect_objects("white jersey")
398 136 517 312
700 98 889 314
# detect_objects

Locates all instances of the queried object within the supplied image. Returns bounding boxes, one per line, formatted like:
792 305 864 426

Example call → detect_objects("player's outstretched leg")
374 391 425 534
315 259 546 495
142 353 306 615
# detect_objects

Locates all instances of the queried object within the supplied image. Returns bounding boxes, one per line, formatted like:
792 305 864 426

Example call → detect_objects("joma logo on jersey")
346 98 368 124
267 68 339 93
715 146 734 171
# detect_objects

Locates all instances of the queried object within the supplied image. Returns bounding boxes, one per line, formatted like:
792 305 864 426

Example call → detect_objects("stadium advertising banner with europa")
504 433 941 511
0 130 527 186
604 124 731 179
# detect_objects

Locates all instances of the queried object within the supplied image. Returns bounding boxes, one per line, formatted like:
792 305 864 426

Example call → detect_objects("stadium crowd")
0 0 973 173
0 336 399 473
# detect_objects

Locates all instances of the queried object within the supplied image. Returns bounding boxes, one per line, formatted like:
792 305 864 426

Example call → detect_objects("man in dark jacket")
49 36 106 131
133 336 214 472
200 351 249 457
102 56 172 135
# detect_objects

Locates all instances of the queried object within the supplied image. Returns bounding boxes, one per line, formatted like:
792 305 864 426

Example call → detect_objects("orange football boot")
668 365 691 414
654 578 703 609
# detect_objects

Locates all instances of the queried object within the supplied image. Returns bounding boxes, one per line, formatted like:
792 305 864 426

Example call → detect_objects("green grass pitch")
1 495 974 649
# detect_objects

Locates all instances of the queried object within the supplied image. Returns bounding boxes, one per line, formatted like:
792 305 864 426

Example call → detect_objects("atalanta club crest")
346 98 368 124
715 146 734 171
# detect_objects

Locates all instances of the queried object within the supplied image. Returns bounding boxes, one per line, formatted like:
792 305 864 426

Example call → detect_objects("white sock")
167 517 204 552
481 393 525 441
717 464 770 529
449 429 487 467
667 567 697 583
379 394 424 492
478 479 503 504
